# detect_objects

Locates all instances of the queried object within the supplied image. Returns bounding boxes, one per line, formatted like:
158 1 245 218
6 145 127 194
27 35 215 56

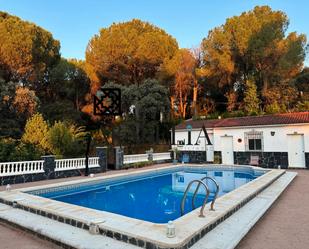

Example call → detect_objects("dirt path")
236 169 309 249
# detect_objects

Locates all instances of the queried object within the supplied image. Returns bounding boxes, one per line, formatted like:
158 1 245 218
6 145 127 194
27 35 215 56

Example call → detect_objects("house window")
245 131 263 151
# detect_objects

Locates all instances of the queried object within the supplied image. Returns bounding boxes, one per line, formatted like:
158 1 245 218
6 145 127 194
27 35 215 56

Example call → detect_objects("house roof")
175 112 309 130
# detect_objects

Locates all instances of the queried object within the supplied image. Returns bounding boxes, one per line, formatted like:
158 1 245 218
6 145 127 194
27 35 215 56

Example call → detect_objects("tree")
110 79 170 146
22 113 50 152
263 83 298 113
13 87 39 119
48 121 86 157
86 19 178 86
39 58 90 124
225 91 238 112
243 78 260 114
0 11 60 86
200 6 307 112
48 59 90 110
161 49 197 118
0 138 42 162
292 67 309 100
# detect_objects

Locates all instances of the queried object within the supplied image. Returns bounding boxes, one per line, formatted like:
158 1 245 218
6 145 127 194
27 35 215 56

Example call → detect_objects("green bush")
48 121 86 157
0 139 42 162
295 101 309 111
265 102 281 114
22 113 50 152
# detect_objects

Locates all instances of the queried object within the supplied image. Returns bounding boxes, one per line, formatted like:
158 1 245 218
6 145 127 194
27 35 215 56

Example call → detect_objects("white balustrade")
0 152 171 177
153 152 171 161
55 157 100 171
123 154 149 164
0 160 44 176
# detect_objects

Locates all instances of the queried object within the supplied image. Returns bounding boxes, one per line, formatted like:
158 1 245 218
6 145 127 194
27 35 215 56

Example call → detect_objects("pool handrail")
180 179 210 218
199 176 219 211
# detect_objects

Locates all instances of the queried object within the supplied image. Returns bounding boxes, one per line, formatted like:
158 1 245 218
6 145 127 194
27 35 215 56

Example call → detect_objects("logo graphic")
93 88 121 116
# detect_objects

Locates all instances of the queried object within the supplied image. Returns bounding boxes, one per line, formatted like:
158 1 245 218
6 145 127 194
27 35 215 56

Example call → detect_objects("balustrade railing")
55 157 99 171
0 160 44 176
153 152 171 161
123 154 149 164
0 151 171 177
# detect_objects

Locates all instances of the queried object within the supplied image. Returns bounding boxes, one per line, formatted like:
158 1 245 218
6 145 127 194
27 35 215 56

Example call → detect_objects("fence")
0 151 171 178
0 160 44 177
153 152 171 161
123 154 149 164
55 157 99 171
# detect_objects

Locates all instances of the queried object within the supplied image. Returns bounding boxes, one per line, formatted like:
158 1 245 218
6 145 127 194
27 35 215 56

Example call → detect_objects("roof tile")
175 112 309 130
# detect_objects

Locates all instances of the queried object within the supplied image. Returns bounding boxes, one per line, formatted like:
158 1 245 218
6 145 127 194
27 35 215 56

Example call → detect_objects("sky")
0 0 308 65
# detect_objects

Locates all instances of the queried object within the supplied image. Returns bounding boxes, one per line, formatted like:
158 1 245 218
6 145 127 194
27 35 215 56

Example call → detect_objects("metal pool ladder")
180 177 219 217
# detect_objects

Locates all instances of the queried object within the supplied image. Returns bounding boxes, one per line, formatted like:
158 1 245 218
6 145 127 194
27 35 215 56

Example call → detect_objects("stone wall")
178 151 206 163
233 151 288 169
214 151 222 164
0 167 102 186
177 150 309 169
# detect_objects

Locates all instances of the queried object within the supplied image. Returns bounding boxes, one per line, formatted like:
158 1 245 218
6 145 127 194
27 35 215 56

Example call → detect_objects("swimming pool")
36 168 263 223
0 165 283 249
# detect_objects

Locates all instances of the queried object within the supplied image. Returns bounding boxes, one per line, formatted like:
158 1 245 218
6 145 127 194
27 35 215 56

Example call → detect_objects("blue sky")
0 0 308 65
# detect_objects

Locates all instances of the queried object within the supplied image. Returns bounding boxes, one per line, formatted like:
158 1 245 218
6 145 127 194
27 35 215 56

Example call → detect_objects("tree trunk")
183 95 187 118
192 79 198 117
179 90 184 118
170 95 176 117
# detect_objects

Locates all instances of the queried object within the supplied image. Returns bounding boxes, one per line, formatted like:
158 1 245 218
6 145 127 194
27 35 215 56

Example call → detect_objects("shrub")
243 79 260 114
22 113 50 152
265 102 281 114
295 101 309 111
0 138 42 162
48 121 86 157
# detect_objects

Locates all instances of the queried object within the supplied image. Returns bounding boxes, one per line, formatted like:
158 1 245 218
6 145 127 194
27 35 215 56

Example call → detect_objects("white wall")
213 124 309 153
172 129 214 151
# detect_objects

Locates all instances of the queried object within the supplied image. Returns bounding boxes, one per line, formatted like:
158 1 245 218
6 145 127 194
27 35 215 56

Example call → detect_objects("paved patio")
0 166 307 249
0 220 60 249
236 169 309 249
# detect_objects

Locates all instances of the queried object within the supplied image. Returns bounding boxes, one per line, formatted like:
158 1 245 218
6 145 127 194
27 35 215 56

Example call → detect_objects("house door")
287 134 305 168
221 136 234 165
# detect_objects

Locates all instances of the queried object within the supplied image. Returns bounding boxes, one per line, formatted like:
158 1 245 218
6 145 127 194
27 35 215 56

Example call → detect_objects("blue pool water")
35 168 263 223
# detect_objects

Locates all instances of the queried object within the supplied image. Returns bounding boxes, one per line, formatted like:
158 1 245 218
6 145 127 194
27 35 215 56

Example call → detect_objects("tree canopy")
86 19 178 87
200 5 307 112
0 11 60 86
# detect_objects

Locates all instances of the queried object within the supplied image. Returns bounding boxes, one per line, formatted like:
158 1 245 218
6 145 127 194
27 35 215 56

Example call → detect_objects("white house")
172 112 309 168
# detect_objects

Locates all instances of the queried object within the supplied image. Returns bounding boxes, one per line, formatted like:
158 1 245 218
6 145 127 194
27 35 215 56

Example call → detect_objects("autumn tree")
200 6 307 112
161 49 197 118
86 19 178 86
0 11 60 87
13 87 39 118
